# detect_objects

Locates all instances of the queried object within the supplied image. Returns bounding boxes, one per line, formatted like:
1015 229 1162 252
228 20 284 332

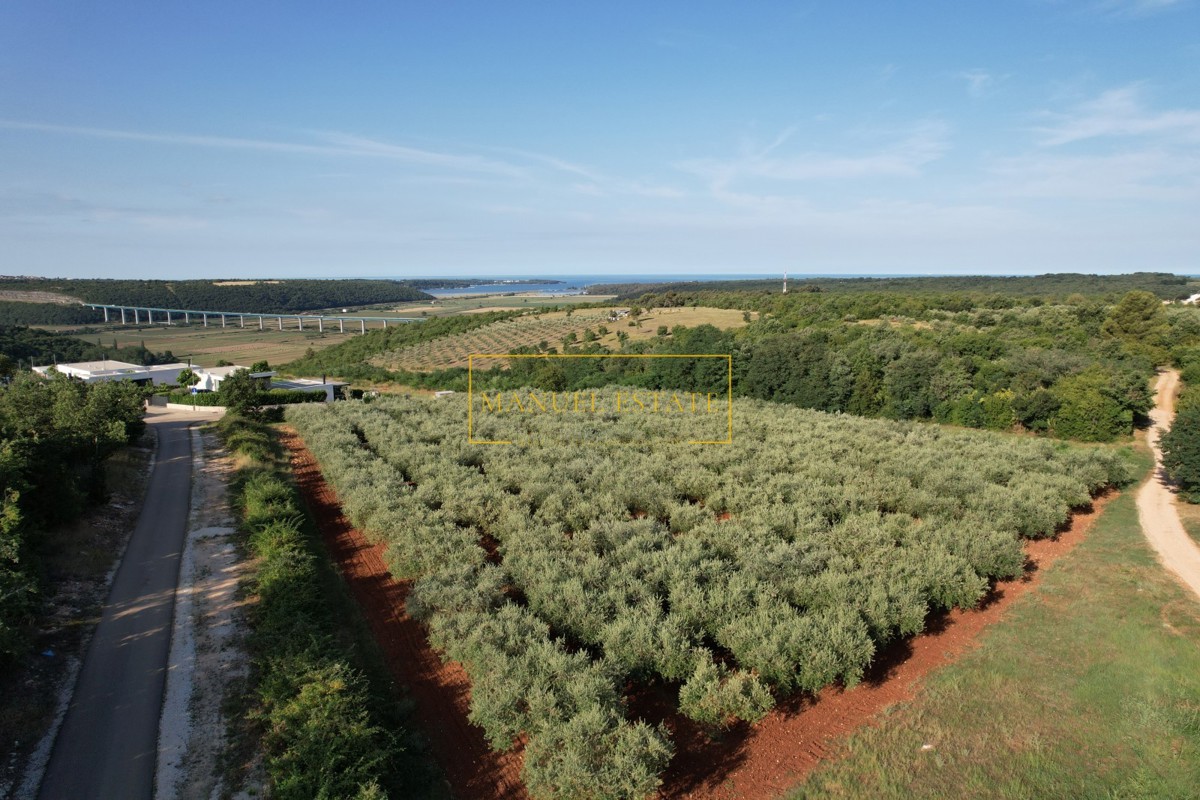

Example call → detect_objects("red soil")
280 429 527 800
281 424 1112 800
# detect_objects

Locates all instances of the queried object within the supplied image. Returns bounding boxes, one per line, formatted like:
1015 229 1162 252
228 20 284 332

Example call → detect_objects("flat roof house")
33 360 189 386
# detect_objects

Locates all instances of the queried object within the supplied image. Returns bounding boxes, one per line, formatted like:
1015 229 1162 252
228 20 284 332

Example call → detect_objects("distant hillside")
0 277 438 314
590 272 1197 302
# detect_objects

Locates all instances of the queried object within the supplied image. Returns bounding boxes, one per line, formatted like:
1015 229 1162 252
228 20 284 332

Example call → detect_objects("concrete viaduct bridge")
84 303 423 334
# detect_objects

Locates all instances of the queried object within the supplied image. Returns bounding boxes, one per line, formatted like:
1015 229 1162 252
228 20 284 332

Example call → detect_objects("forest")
286 393 1131 798
0 277 437 314
589 272 1196 301
0 373 147 658
0 324 179 371
287 289 1191 442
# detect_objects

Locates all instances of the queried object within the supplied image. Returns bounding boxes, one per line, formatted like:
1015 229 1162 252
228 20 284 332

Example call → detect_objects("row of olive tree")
285 391 1130 796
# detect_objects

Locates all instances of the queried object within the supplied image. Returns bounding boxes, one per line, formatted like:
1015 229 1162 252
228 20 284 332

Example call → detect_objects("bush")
218 414 411 797
1161 406 1200 502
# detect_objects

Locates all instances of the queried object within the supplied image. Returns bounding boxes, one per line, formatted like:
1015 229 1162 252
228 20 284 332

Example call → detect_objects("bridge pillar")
258 316 264 330
382 319 388 329
278 316 283 331
221 314 226 328
360 319 365 334
185 311 190 325
339 318 344 333
297 316 303 331
318 318 324 333
120 307 126 324
103 307 109 322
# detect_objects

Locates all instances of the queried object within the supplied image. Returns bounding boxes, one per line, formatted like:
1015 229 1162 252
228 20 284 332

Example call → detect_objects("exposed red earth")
280 428 527 800
281 426 1111 800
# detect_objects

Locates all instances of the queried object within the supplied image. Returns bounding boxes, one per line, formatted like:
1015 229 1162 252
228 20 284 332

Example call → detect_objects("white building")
271 377 348 402
192 365 276 392
190 366 344 401
33 360 189 386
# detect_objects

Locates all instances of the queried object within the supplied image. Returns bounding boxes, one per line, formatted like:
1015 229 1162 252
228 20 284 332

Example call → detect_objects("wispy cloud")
1091 0 1187 18
959 69 1007 98
987 149 1200 200
1034 85 1200 145
675 120 950 191
0 120 526 177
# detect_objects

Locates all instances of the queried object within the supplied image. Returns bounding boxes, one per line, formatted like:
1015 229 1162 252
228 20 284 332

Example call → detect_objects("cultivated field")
55 325 358 367
370 306 753 372
379 292 616 317
286 392 1129 797
790 452 1200 799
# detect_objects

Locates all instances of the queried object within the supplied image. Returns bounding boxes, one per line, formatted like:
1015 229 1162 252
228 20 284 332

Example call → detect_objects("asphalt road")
37 409 212 800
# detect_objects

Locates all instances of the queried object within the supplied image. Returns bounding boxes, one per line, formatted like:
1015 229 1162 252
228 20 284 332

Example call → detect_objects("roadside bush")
1161 406 1200 502
259 660 394 800
218 414 413 798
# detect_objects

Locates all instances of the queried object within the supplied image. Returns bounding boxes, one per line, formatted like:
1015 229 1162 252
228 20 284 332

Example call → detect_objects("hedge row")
218 414 405 799
167 388 328 406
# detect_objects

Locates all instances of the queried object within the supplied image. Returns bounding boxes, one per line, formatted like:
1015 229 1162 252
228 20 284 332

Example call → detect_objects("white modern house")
272 377 348 402
192 365 276 392
192 366 345 401
33 360 189 386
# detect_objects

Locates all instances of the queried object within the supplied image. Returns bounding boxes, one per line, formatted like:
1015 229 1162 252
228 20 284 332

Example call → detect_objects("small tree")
1161 406 1200 502
220 369 264 417
176 367 200 388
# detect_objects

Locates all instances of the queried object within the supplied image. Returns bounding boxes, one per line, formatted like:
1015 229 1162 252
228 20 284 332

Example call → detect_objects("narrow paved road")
37 408 217 800
1137 369 1200 601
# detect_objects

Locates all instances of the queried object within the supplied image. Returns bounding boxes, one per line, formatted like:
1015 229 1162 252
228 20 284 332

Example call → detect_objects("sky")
1 1 1198 279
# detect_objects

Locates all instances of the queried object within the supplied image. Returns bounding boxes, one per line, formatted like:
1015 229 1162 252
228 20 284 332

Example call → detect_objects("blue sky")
1 1 1198 278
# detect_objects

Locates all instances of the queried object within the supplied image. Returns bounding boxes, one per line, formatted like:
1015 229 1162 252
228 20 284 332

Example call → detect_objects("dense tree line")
0 301 104 326
287 394 1129 797
590 272 1195 302
0 373 146 658
0 277 437 313
319 292 1174 442
0 324 179 371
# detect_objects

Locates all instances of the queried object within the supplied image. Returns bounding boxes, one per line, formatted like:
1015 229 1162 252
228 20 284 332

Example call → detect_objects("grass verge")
787 450 1200 799
217 413 446 800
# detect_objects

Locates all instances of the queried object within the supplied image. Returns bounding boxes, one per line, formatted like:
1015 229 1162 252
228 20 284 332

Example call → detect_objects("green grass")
788 450 1200 800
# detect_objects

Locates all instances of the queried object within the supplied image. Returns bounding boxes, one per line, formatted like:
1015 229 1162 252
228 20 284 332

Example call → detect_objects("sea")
415 273 868 298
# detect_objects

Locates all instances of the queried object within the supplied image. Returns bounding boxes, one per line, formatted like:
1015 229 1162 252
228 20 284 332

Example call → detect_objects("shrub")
1161 406 1200 502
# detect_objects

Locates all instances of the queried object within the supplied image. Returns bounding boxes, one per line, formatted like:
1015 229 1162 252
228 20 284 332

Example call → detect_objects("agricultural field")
370 306 752 372
52 324 358 367
370 309 616 371
286 392 1130 798
376 291 617 317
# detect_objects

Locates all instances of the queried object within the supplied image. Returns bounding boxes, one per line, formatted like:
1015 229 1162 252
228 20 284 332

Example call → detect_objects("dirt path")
1136 369 1200 601
279 429 527 800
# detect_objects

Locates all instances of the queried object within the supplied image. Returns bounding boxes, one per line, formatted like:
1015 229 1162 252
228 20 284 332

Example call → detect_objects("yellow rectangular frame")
467 353 733 445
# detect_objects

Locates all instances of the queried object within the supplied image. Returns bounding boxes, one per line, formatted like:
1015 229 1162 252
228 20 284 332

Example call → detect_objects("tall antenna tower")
782 271 788 294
